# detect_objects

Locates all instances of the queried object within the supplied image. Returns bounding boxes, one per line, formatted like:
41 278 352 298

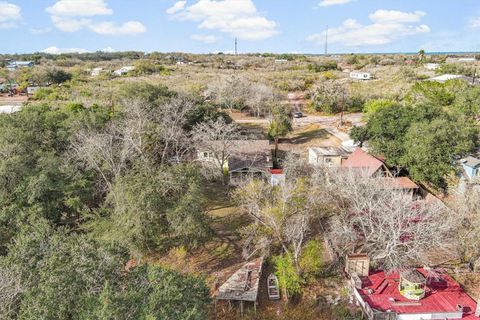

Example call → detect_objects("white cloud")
101 47 115 52
47 0 146 35
42 46 89 54
0 1 21 29
89 21 146 35
319 0 353 7
168 0 278 41
307 9 430 47
47 0 112 17
471 17 480 28
369 10 425 23
29 27 52 35
166 1 186 14
191 34 218 44
51 16 91 32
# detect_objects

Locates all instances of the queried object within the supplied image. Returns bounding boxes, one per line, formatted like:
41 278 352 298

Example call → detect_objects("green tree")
1 219 210 320
274 254 303 300
402 117 478 189
93 163 211 253
268 105 292 166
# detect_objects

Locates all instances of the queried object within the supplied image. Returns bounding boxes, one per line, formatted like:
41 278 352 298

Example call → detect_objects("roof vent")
457 304 463 312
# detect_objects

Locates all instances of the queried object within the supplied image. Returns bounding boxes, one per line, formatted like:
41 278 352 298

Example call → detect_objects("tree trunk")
274 136 279 168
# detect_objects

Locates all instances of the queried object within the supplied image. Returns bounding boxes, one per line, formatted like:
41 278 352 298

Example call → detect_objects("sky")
1 0 480 54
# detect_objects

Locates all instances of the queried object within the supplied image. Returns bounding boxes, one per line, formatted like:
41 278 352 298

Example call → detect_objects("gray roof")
462 156 480 168
216 257 263 302
310 146 353 157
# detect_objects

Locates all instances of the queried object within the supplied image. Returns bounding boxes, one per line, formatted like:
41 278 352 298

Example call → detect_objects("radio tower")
324 25 329 56
235 37 238 55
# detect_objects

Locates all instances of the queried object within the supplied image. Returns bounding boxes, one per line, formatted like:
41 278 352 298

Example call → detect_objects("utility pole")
235 37 238 55
324 25 329 56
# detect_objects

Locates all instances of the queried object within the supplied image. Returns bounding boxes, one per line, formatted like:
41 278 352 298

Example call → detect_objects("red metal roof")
357 268 479 319
270 169 284 174
341 148 386 177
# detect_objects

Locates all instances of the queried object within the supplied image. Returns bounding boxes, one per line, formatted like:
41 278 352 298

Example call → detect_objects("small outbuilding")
350 72 372 80
215 257 264 315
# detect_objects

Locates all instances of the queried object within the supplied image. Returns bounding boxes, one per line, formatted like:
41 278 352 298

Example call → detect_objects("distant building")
447 57 476 63
6 61 34 71
90 67 104 77
308 146 353 167
350 72 372 80
113 66 135 76
26 86 42 96
427 74 480 85
424 63 440 70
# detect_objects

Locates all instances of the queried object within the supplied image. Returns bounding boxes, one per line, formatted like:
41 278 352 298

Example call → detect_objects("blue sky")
1 0 480 54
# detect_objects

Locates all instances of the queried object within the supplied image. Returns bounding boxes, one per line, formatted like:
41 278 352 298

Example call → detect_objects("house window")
324 157 333 166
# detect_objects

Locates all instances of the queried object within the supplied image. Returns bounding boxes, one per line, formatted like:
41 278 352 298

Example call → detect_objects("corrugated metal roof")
310 146 353 157
341 148 386 177
216 257 263 302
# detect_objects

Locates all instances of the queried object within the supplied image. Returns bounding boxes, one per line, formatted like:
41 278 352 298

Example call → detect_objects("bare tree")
234 156 331 267
0 266 22 319
191 118 242 182
328 170 459 271
453 186 480 268
70 97 195 189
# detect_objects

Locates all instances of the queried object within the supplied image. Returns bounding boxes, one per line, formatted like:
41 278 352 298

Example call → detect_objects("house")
90 67 104 77
7 61 34 71
341 148 391 177
0 105 22 114
113 66 135 76
350 72 372 80
227 140 272 180
427 74 464 83
378 177 420 198
26 86 42 96
215 257 263 316
308 146 353 167
424 63 440 70
197 140 272 181
351 266 480 320
460 156 480 180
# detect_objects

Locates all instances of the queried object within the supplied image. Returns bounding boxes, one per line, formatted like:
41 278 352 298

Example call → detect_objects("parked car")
293 111 303 118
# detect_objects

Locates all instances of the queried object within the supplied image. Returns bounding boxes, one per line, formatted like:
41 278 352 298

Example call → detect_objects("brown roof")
341 148 386 177
216 257 263 302
380 177 419 190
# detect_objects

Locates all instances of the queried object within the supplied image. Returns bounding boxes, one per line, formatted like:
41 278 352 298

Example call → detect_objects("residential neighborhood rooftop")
357 268 480 319
341 148 387 176
462 156 480 168
309 146 353 157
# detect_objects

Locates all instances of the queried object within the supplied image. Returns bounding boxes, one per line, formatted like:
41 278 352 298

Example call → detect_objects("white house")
350 72 372 80
7 61 34 72
90 67 104 77
427 74 464 83
113 66 135 76
308 147 353 167
424 63 439 70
